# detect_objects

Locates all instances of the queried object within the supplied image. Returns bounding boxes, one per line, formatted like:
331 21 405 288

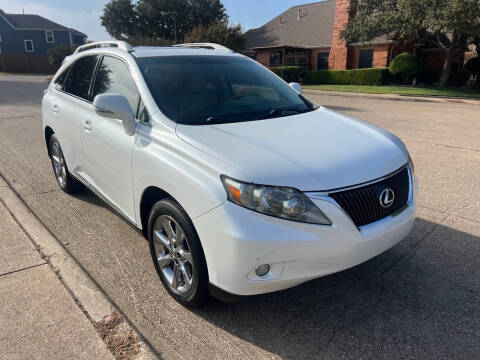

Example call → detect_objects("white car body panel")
80 108 136 222
42 45 417 297
176 107 408 191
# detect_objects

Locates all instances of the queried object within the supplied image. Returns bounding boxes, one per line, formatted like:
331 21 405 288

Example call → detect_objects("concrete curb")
0 174 158 360
303 89 480 105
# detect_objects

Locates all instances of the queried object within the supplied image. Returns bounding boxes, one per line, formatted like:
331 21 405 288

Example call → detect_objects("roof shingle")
245 0 336 50
0 10 86 36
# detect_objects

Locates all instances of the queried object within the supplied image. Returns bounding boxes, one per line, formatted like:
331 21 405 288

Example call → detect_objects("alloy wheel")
51 141 67 188
152 215 194 294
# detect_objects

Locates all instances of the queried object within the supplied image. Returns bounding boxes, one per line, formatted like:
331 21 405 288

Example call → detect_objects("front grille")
330 167 410 227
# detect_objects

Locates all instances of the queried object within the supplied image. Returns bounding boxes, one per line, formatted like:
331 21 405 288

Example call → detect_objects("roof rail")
74 41 134 54
174 43 233 52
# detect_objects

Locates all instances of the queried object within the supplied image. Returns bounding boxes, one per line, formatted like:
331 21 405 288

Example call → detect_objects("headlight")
408 153 415 175
221 176 331 225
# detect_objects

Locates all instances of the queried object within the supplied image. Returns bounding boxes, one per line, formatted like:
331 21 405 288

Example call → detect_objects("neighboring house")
245 0 465 74
0 9 87 72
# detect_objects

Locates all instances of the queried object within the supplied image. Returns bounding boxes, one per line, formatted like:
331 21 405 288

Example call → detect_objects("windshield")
136 55 316 125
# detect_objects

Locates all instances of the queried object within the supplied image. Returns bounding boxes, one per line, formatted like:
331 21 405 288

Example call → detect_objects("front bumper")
194 174 418 296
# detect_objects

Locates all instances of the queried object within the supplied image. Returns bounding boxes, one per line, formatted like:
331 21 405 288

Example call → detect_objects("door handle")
83 119 93 131
52 104 59 114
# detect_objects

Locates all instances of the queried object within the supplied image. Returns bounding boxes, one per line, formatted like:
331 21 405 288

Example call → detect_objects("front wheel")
49 135 83 194
148 199 209 307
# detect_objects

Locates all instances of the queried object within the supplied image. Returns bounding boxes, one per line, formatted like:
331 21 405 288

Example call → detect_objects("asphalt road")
0 75 479 360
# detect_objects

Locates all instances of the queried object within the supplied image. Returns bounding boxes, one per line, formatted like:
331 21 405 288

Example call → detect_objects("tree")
101 0 228 43
341 0 480 88
47 45 75 69
183 22 245 51
100 0 138 40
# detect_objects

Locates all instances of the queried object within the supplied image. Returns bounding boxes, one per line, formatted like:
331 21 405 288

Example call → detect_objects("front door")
80 55 140 222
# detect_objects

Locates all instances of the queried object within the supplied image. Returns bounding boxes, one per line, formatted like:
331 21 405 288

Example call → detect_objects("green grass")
303 84 480 99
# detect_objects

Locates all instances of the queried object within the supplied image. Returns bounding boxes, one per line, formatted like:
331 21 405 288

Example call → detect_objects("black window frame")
316 52 329 70
269 52 282 67
62 54 101 102
53 65 72 90
90 54 147 123
358 49 374 69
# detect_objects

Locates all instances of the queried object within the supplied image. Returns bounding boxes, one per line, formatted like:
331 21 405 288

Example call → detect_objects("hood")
175 107 408 191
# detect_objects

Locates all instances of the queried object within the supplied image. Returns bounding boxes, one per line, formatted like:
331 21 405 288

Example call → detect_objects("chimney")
329 0 355 70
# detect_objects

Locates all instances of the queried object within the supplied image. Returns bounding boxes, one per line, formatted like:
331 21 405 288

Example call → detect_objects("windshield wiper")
255 107 303 120
204 115 231 124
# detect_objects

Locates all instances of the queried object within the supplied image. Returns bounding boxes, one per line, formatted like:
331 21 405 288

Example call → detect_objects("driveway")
0 76 479 359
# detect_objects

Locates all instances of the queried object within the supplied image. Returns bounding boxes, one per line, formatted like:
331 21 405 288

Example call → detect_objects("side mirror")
289 82 303 95
93 93 136 136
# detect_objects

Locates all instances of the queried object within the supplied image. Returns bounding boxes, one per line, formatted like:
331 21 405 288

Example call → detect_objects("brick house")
245 0 465 74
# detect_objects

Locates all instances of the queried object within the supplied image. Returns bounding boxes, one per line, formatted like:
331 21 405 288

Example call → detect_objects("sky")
0 0 316 41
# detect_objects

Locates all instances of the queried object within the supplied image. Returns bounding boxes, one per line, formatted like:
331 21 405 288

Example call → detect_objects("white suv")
42 41 417 306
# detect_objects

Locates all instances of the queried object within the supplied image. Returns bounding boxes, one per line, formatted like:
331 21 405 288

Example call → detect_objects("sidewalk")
303 89 480 105
0 177 115 359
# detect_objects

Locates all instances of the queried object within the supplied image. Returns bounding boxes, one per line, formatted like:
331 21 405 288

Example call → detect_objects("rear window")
136 55 314 125
64 55 99 101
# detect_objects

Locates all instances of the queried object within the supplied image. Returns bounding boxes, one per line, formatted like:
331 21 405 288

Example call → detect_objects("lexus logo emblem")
379 188 395 208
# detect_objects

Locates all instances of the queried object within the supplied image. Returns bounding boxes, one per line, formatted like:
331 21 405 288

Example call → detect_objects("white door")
80 55 140 222
48 55 100 175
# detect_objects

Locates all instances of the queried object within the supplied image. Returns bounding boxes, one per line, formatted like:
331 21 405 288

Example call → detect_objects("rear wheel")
49 135 83 194
148 199 208 307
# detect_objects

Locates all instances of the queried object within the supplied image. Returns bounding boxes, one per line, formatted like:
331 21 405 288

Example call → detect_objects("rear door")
48 55 99 178
80 55 140 222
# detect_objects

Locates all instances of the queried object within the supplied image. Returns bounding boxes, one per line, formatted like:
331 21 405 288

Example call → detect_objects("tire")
148 199 209 307
49 135 83 194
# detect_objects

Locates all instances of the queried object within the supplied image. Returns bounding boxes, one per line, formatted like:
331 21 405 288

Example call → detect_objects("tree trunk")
438 33 459 89
438 48 454 88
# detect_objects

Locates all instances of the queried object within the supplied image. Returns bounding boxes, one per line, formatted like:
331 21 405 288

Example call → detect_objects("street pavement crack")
27 189 59 196
405 137 480 153
380 213 451 281
0 262 47 277
419 204 480 224
0 115 37 120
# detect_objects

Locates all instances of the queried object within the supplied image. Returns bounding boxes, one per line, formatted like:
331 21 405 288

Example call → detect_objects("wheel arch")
139 186 172 237
44 126 55 156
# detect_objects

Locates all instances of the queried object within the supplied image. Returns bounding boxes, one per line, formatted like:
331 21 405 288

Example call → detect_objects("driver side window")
92 56 140 113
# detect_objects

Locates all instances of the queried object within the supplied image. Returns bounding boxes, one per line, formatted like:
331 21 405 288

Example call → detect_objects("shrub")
446 63 472 86
305 68 389 85
270 66 302 82
389 52 424 83
450 67 472 86
47 45 76 69
418 68 439 86
465 57 480 76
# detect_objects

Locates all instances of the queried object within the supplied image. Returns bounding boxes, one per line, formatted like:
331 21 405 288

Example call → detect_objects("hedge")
305 68 390 86
389 52 424 78
270 66 302 82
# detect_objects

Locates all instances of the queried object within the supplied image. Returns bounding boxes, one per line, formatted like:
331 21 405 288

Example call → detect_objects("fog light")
255 264 270 277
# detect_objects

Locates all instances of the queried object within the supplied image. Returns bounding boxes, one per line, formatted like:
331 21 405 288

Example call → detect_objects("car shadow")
73 189 108 209
192 218 480 359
